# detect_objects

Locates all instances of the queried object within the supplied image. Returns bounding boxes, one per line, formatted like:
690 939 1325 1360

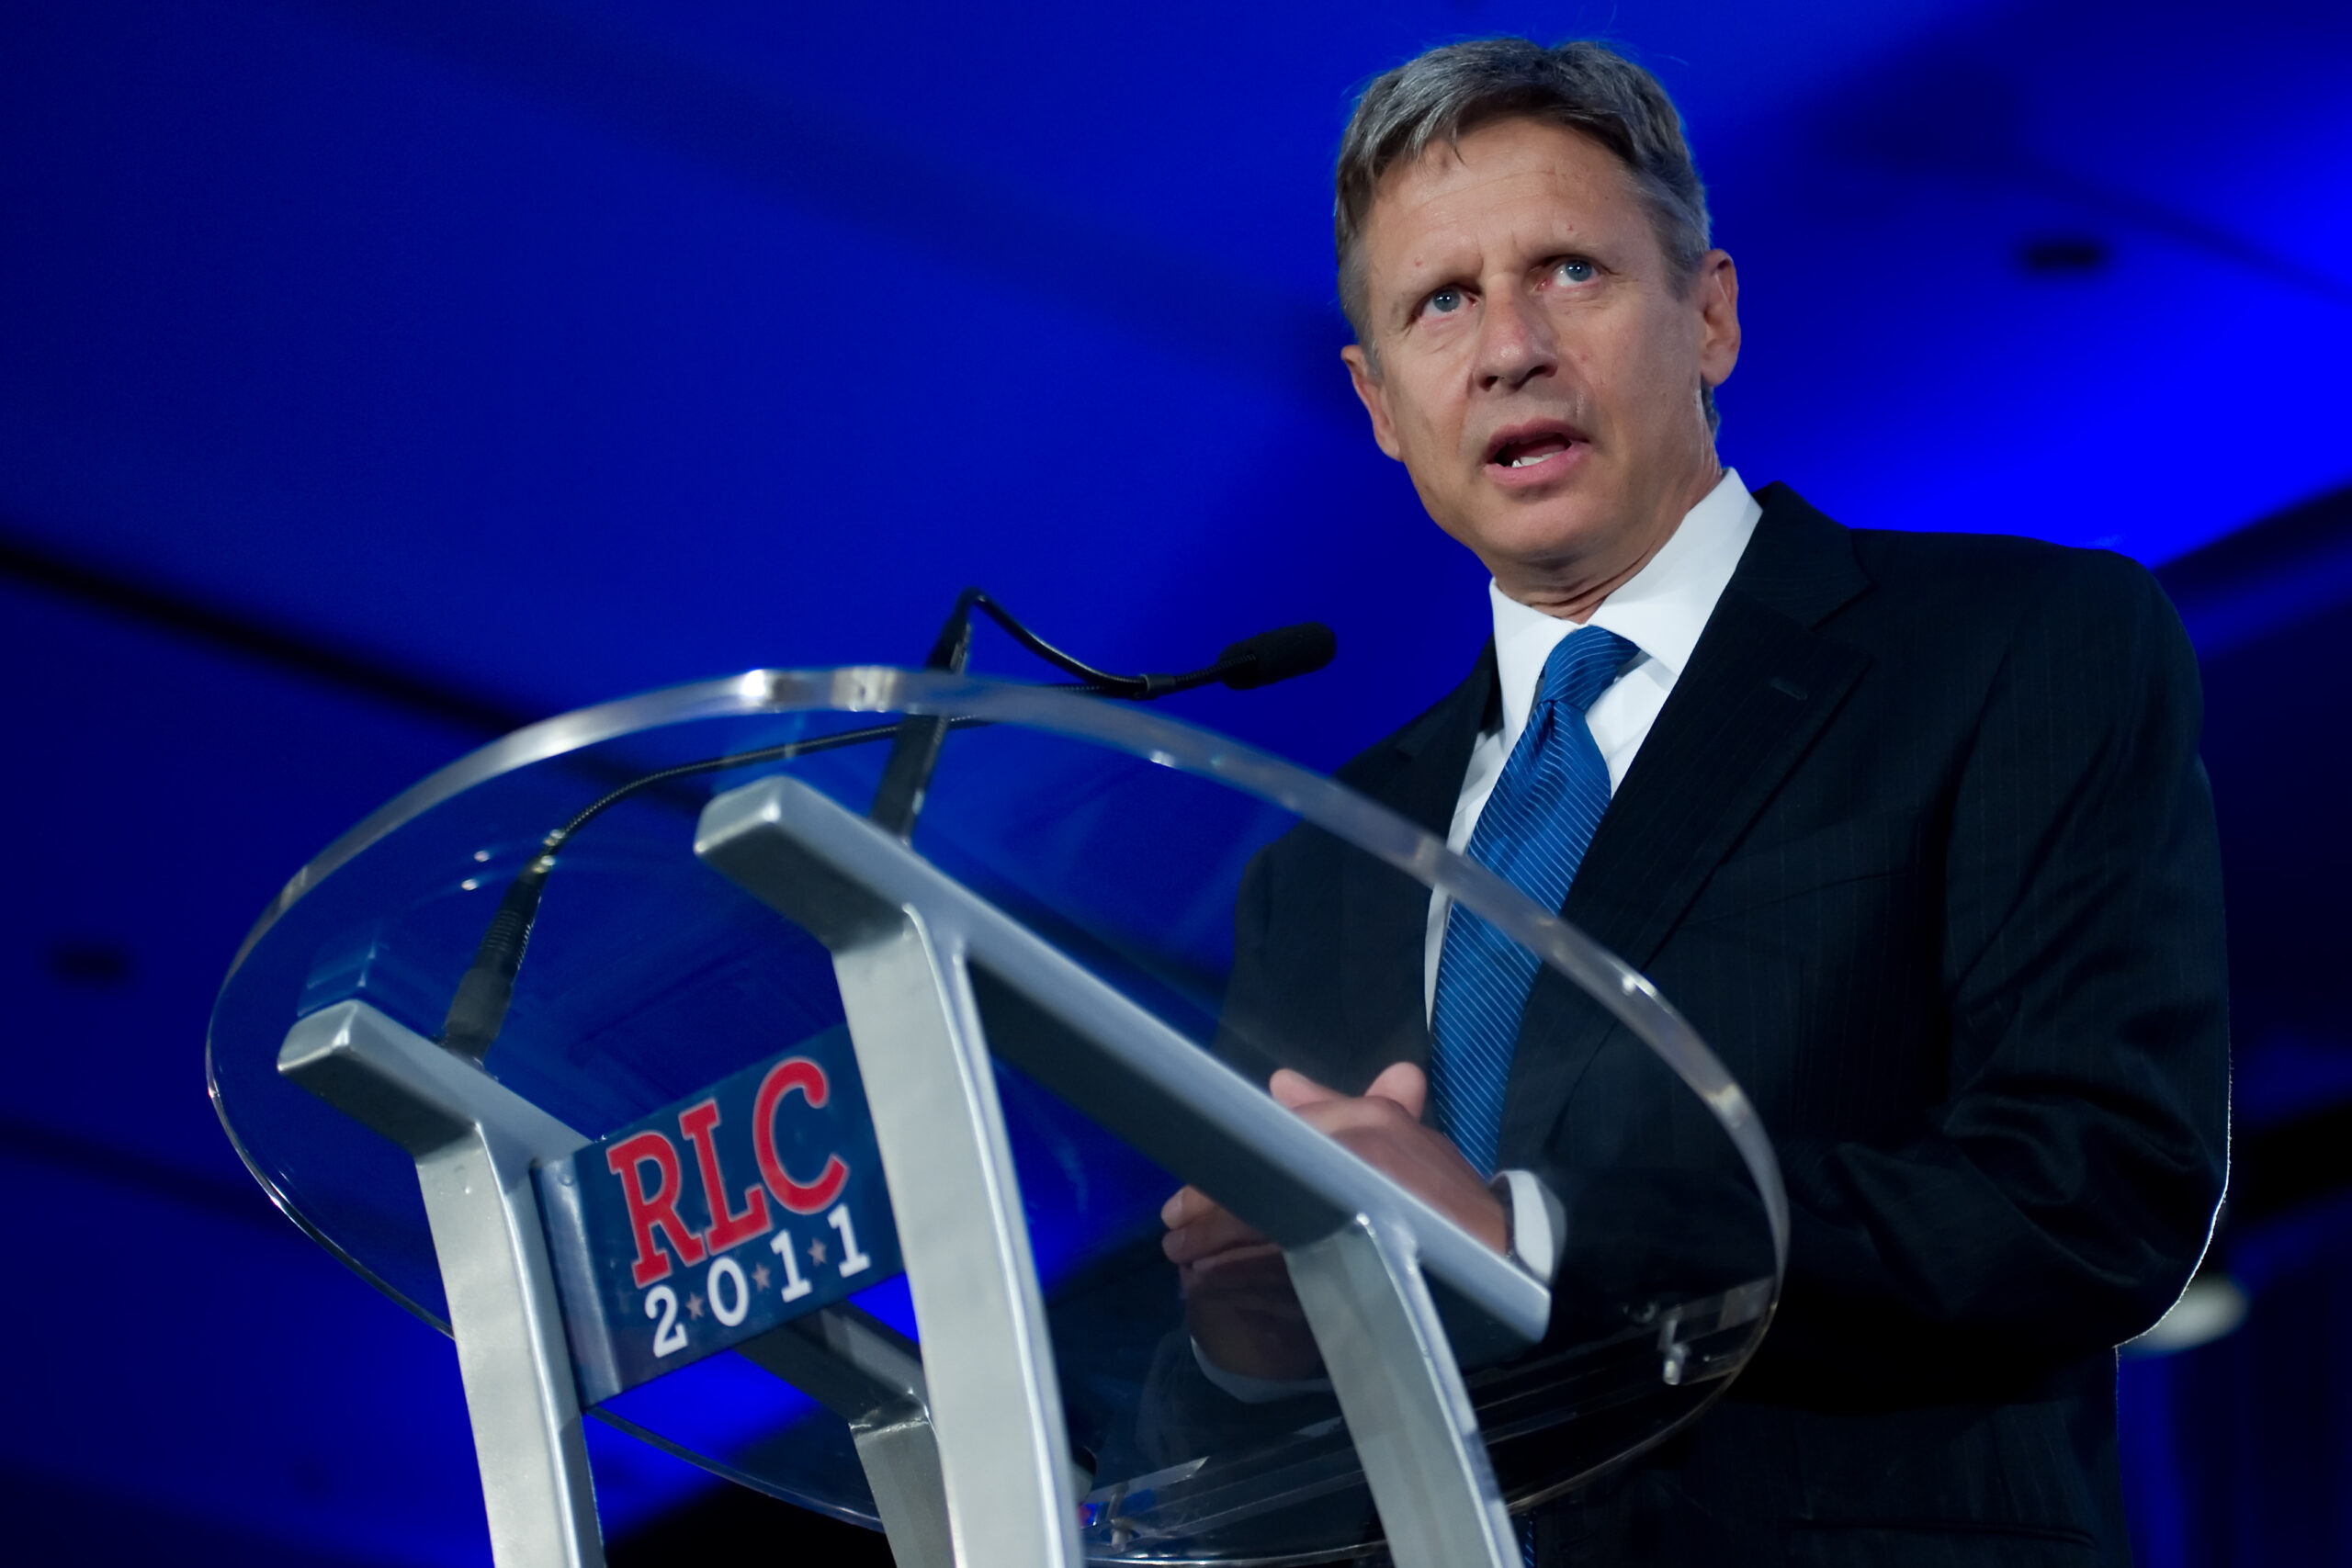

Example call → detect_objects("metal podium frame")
234 669 1791 1568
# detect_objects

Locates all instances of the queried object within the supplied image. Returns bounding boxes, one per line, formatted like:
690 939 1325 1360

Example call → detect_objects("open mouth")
1494 434 1573 468
1485 423 1587 473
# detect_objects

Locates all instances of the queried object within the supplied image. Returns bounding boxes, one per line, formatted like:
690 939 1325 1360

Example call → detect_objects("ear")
1341 343 1405 461
1694 249 1741 391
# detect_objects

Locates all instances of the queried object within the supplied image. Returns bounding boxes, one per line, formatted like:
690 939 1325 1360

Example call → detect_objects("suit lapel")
1497 485 1875 1161
1338 645 1497 1081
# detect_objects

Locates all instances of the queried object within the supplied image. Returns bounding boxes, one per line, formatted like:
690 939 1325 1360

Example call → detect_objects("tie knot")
1537 626 1638 716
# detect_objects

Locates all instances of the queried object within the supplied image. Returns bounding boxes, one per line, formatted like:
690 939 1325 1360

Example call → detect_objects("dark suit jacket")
1216 484 2229 1565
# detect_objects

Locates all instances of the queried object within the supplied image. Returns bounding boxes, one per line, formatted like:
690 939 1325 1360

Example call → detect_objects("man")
1159 37 2227 1565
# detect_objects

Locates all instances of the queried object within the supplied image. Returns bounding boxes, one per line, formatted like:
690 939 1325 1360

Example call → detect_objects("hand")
1265 1063 1511 1253
1160 1062 1510 1382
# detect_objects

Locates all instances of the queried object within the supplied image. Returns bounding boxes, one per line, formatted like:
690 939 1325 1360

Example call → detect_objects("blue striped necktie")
1430 626 1638 1176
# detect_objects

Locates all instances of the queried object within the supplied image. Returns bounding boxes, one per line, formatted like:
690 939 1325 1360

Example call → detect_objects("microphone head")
1217 622 1337 690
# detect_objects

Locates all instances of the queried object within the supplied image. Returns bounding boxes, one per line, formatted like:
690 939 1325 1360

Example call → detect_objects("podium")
208 668 1787 1566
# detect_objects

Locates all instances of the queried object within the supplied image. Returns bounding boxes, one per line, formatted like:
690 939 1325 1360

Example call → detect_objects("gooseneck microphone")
437 590 1334 1061
915 588 1336 698
865 590 1336 836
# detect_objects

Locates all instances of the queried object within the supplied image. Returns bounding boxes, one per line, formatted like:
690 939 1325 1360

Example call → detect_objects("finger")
1363 1059 1429 1117
1291 1092 1419 1140
1164 1184 1268 1239
1180 1239 1288 1280
1163 1207 1270 1264
1161 1185 1209 1229
1268 1067 1343 1110
1161 1194 1270 1259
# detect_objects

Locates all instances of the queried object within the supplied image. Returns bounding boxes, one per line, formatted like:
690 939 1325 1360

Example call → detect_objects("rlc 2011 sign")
537 1024 899 1405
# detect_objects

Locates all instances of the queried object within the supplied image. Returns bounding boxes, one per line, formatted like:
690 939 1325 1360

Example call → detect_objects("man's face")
1342 117 1739 605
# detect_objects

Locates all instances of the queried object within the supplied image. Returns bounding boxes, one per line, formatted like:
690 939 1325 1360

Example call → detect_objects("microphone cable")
922 588 1329 698
438 592 1335 1061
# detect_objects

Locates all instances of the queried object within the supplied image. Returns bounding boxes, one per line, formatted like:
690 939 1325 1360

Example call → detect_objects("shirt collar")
1487 468 1763 748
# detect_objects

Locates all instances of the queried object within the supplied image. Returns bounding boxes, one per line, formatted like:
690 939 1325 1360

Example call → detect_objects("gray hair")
1334 38 1719 427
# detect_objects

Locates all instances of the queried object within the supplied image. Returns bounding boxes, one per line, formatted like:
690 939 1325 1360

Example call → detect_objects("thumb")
1363 1060 1428 1118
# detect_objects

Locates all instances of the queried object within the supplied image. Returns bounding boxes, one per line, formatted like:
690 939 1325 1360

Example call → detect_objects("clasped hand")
1158 1061 1509 1382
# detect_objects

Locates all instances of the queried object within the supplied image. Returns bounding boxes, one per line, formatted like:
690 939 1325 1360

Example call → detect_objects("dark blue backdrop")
3 1 2347 1562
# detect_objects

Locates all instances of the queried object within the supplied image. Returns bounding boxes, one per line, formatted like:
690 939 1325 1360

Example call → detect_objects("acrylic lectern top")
209 668 1786 1562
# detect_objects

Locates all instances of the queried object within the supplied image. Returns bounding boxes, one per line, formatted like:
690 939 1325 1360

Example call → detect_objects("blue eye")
1426 288 1465 315
1555 259 1596 285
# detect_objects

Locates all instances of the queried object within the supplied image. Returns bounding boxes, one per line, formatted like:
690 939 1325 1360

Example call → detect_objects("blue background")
2 0 2347 1562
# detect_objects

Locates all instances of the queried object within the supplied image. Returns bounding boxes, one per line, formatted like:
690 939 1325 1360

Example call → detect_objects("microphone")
868 592 1331 829
437 592 1334 1061
1066 620 1336 699
911 589 1334 699
1212 622 1337 691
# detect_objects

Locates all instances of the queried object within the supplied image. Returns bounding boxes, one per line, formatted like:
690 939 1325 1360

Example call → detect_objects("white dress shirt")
1428 469 1762 1282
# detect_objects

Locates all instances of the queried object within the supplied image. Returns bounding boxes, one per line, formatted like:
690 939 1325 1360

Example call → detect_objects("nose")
1473 285 1556 392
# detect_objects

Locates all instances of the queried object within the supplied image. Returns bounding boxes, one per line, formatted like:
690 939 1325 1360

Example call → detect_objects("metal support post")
739 1306 952 1568
699 816 1082 1568
278 1001 605 1568
824 919 1080 1567
1286 1215 1517 1568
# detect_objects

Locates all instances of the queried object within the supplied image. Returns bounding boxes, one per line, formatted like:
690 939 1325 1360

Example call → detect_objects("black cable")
439 716 987 1060
437 590 1333 1062
550 718 983 845
954 589 1153 695
939 589 1287 699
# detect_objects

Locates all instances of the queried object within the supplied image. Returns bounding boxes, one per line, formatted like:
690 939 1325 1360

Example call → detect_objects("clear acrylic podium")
208 669 1788 1567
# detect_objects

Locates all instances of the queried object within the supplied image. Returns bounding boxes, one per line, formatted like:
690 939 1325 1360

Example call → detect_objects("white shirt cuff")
1496 1168 1566 1285
1191 1338 1333 1404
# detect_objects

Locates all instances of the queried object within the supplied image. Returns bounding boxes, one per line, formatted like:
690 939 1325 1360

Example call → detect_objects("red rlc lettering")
678 1098 773 1254
605 1131 707 1287
753 1057 850 1215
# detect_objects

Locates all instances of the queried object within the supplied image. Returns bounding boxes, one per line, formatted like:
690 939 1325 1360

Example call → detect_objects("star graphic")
808 1238 828 1266
685 1292 706 1319
752 1262 772 1292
